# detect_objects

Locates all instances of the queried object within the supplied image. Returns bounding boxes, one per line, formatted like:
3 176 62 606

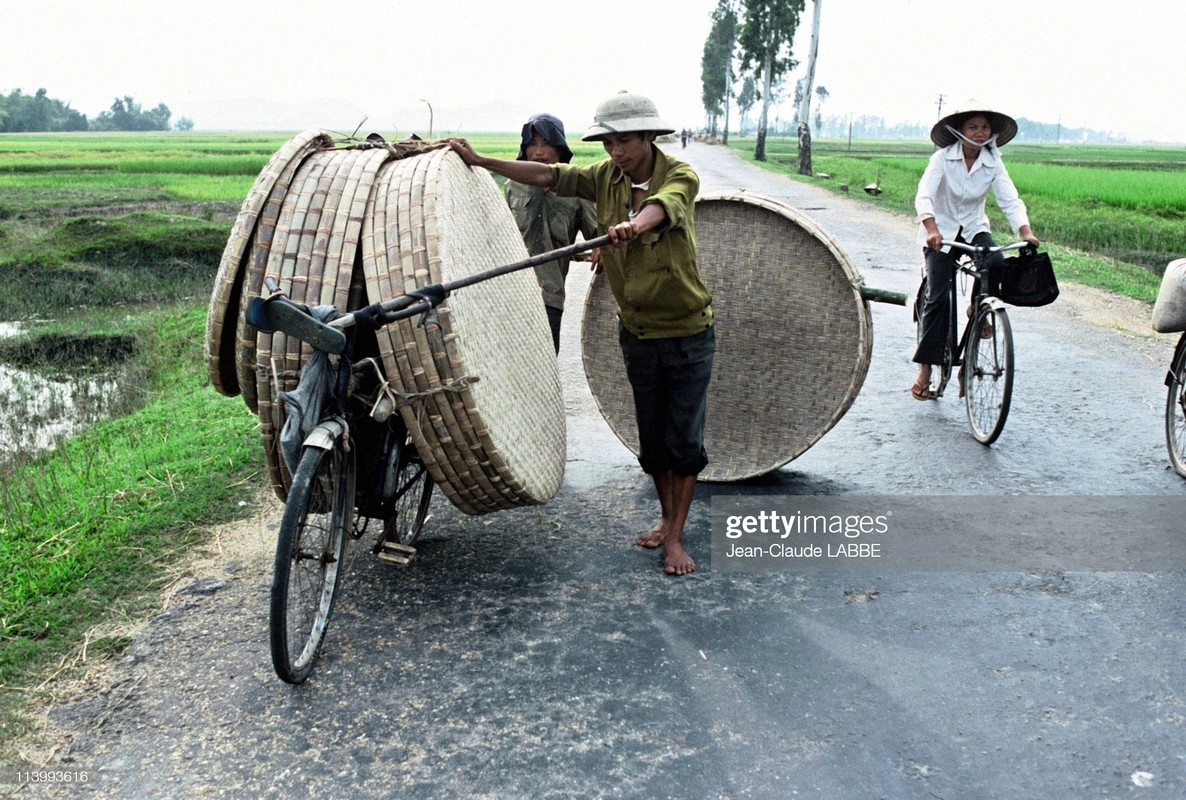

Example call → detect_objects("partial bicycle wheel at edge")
270 444 353 684
964 304 1014 444
1165 338 1186 478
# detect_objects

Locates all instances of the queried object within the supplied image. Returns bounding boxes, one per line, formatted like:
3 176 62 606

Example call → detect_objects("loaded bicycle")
251 235 608 684
913 239 1032 444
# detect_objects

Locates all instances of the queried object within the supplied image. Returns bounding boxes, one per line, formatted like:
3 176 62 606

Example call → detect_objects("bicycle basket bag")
998 247 1059 307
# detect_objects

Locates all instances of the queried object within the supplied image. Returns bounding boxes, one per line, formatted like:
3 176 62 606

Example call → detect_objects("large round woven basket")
362 148 565 515
206 132 565 512
205 130 334 399
580 192 872 482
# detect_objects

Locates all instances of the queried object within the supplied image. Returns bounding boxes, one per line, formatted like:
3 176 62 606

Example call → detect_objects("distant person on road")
911 108 1040 400
505 113 599 353
448 92 713 576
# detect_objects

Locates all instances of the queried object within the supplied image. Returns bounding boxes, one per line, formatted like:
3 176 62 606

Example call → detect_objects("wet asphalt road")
26 142 1186 800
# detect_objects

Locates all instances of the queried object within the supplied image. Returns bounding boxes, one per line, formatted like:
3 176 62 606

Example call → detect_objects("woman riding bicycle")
911 108 1040 400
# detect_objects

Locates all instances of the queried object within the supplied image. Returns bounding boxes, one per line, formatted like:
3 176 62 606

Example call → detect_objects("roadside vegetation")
728 137 1186 302
0 130 1180 764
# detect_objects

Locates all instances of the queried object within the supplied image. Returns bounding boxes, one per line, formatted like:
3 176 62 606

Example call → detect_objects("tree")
794 0 822 175
0 88 87 132
175 116 195 131
736 76 757 136
92 96 172 131
737 0 806 161
814 85 829 132
700 0 738 140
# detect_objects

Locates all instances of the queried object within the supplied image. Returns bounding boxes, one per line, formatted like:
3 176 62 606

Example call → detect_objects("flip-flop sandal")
911 380 934 401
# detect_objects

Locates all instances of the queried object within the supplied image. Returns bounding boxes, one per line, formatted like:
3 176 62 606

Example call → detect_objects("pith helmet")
583 91 675 141
931 109 1018 148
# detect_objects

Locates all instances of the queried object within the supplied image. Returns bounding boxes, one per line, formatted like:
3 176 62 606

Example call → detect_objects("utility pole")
936 93 946 119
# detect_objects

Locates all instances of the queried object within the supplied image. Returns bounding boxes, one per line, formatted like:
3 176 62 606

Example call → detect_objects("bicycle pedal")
376 541 417 566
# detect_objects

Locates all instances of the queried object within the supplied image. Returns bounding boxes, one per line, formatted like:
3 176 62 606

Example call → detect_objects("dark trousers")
913 231 1003 365
618 325 715 476
545 306 563 354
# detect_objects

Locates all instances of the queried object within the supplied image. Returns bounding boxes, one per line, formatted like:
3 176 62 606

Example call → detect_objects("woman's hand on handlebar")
922 218 943 251
1019 224 1040 248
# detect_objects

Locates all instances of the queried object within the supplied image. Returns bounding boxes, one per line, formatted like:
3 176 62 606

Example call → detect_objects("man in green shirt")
448 92 714 577
505 113 598 353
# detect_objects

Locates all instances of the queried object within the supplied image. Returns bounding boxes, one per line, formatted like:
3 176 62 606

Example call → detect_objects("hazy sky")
4 0 1183 143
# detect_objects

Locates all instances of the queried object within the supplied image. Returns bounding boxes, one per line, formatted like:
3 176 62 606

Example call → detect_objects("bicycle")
913 238 1029 444
1165 331 1186 478
250 234 609 684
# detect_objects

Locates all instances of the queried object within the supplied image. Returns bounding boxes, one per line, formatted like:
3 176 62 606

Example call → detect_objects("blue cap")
517 113 574 163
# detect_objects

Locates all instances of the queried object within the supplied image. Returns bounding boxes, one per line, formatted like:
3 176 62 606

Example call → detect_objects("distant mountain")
181 97 538 134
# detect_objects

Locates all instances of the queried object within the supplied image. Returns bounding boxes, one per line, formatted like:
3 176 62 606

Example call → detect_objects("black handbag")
998 247 1059 307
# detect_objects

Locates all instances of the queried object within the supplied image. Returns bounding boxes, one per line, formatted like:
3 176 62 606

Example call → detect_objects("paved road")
23 142 1186 800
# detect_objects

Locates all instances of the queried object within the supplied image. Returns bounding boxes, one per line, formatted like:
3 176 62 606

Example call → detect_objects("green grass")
1 129 1182 764
0 305 260 756
730 136 1186 277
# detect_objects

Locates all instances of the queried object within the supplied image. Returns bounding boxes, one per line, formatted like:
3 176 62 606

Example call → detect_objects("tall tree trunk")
755 45 773 161
722 56 732 145
796 0 822 175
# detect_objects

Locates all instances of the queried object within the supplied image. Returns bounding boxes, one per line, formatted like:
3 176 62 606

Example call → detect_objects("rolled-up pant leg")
619 326 715 476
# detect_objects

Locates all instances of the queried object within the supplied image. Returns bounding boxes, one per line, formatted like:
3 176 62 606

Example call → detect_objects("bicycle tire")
964 304 1014 444
1166 337 1186 478
270 443 353 684
384 434 434 546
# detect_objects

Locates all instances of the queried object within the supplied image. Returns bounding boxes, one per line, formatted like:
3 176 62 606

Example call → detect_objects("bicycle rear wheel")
964 304 1014 444
270 443 354 684
384 434 434 546
1166 337 1186 477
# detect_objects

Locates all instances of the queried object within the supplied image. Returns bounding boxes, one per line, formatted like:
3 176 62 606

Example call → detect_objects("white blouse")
914 142 1030 251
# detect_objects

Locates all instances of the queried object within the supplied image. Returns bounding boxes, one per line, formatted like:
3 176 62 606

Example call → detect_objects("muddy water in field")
0 321 130 464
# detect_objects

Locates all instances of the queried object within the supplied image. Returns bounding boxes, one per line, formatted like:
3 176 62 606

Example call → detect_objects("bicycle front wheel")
1166 338 1186 478
270 443 353 684
964 304 1014 444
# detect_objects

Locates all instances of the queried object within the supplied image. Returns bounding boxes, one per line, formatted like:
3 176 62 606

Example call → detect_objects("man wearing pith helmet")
448 91 714 576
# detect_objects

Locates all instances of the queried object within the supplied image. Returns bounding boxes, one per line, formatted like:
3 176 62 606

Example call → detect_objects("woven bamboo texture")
204 130 334 397
580 192 873 482
206 131 565 511
362 148 565 515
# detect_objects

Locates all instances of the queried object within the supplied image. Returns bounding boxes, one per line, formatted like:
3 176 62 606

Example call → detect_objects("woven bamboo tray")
362 148 566 515
205 130 333 398
580 192 873 482
209 132 565 510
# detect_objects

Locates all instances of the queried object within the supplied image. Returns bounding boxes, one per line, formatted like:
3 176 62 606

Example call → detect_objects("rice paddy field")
732 137 1186 279
0 129 1183 762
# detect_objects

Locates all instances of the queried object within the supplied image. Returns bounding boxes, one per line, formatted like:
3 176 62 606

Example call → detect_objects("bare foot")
663 541 696 576
635 520 666 549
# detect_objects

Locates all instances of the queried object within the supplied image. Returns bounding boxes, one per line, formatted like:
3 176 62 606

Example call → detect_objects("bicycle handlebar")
331 233 613 329
253 235 614 352
941 239 1031 255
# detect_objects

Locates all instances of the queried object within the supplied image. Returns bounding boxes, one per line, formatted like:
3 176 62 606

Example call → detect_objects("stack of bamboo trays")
580 192 873 482
205 132 565 514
